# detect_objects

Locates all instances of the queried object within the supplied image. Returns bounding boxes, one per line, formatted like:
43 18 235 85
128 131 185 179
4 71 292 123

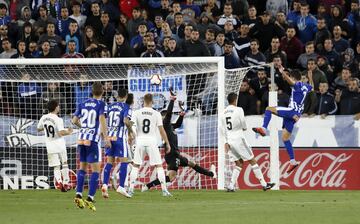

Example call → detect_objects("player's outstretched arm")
173 111 185 129
158 126 171 153
100 114 111 148
279 65 295 86
163 98 175 126
71 116 81 128
58 128 73 137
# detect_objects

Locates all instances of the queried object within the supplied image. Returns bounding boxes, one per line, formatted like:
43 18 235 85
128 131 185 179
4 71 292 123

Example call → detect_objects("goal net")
0 58 274 191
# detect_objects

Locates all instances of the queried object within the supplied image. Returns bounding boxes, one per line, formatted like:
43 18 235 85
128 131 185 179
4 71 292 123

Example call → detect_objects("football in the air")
150 74 162 85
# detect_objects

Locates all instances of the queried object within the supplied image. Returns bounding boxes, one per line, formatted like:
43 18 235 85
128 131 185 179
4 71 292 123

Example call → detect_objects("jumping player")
252 67 312 173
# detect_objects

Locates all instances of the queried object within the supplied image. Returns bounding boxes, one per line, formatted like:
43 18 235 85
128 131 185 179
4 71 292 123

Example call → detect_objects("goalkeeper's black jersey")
163 100 183 155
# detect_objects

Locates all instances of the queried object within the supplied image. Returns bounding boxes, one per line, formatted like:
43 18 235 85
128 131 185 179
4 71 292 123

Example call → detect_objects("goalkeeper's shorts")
165 152 189 172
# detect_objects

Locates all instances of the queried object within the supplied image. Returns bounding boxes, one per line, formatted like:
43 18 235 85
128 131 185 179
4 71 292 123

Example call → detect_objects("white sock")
128 166 139 193
156 167 167 191
124 163 133 188
61 165 70 184
251 164 267 187
290 159 297 165
54 166 62 184
229 166 241 190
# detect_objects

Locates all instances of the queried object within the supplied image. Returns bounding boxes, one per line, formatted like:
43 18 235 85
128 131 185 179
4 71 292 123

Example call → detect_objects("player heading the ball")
72 82 111 211
128 93 172 197
37 99 73 192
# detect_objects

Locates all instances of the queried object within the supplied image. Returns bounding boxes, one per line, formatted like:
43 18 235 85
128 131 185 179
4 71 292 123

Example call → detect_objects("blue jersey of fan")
289 81 312 113
74 98 105 143
107 102 131 139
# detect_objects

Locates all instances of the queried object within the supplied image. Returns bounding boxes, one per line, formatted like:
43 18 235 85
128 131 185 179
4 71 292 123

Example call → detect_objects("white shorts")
228 138 254 162
133 138 162 166
48 150 68 167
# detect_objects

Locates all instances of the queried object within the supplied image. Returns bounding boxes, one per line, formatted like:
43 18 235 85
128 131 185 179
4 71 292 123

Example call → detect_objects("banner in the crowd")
127 67 187 111
237 149 360 190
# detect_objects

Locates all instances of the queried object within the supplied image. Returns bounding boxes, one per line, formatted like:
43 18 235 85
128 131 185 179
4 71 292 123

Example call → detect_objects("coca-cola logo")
242 152 352 188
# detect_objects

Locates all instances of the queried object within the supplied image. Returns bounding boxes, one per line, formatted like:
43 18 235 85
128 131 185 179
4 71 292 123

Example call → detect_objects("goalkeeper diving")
142 88 216 192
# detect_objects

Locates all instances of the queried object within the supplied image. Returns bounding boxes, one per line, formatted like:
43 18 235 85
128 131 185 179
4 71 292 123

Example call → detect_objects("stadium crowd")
0 0 360 119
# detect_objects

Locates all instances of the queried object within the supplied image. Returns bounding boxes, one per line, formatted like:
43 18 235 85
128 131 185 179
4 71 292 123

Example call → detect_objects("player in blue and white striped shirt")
253 67 312 174
72 82 111 211
101 89 133 198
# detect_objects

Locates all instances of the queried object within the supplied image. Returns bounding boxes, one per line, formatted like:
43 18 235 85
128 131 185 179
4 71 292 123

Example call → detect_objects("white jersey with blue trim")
289 81 312 113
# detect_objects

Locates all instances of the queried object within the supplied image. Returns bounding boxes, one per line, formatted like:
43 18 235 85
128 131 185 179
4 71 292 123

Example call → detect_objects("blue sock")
76 169 86 194
284 140 295 160
262 110 272 129
88 172 99 197
102 163 113 185
119 163 128 188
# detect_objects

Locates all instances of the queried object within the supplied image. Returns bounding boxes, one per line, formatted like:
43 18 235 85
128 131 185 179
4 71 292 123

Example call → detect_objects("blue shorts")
78 141 101 163
276 107 300 133
105 138 128 158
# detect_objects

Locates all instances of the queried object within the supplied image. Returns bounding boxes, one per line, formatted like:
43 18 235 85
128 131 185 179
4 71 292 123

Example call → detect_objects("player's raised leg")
252 106 278 136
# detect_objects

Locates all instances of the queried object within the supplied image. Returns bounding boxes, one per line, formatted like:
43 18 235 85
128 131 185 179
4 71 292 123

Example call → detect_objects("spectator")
222 40 240 69
130 22 147 48
134 33 152 56
33 5 57 36
249 69 269 100
320 38 341 74
342 48 358 75
231 0 249 19
275 11 289 31
249 10 285 52
101 0 120 25
100 47 111 57
83 26 100 58
126 7 144 39
301 74 317 117
272 54 291 94
233 23 250 59
56 6 71 39
317 55 335 85
280 26 303 68
328 4 350 38
159 21 179 44
315 82 337 118
331 67 352 93
304 58 327 92
11 40 32 58
183 29 210 56
164 37 183 57
112 32 135 57
165 2 182 27
297 41 318 69
19 22 38 52
99 11 116 51
17 6 35 27
346 0 359 40
158 0 172 19
242 5 257 28
335 78 360 115
74 74 91 106
314 17 331 52
217 2 240 29
265 36 287 64
64 20 82 53
140 40 164 57
38 40 55 58
38 22 64 57
28 41 40 57
181 0 201 23
103 81 118 104
62 39 84 58
296 2 317 45
85 1 102 36
237 79 257 115
202 0 221 18
214 31 225 56
197 12 220 40
118 0 139 19
204 28 216 56
243 39 266 78
141 8 154 30
224 20 238 41
0 3 11 25
0 38 16 58
151 15 163 39
160 36 170 52
332 25 349 54
172 12 185 39
286 0 301 26
69 1 87 29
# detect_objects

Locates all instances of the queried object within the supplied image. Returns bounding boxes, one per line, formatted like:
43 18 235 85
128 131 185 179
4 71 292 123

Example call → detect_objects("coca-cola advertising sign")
238 149 360 190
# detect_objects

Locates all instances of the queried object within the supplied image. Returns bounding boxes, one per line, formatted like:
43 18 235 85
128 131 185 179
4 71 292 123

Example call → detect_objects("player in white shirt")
221 93 275 192
37 100 73 192
128 93 172 197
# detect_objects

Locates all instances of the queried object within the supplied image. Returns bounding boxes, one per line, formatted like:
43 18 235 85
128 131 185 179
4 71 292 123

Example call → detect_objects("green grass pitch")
0 190 359 224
